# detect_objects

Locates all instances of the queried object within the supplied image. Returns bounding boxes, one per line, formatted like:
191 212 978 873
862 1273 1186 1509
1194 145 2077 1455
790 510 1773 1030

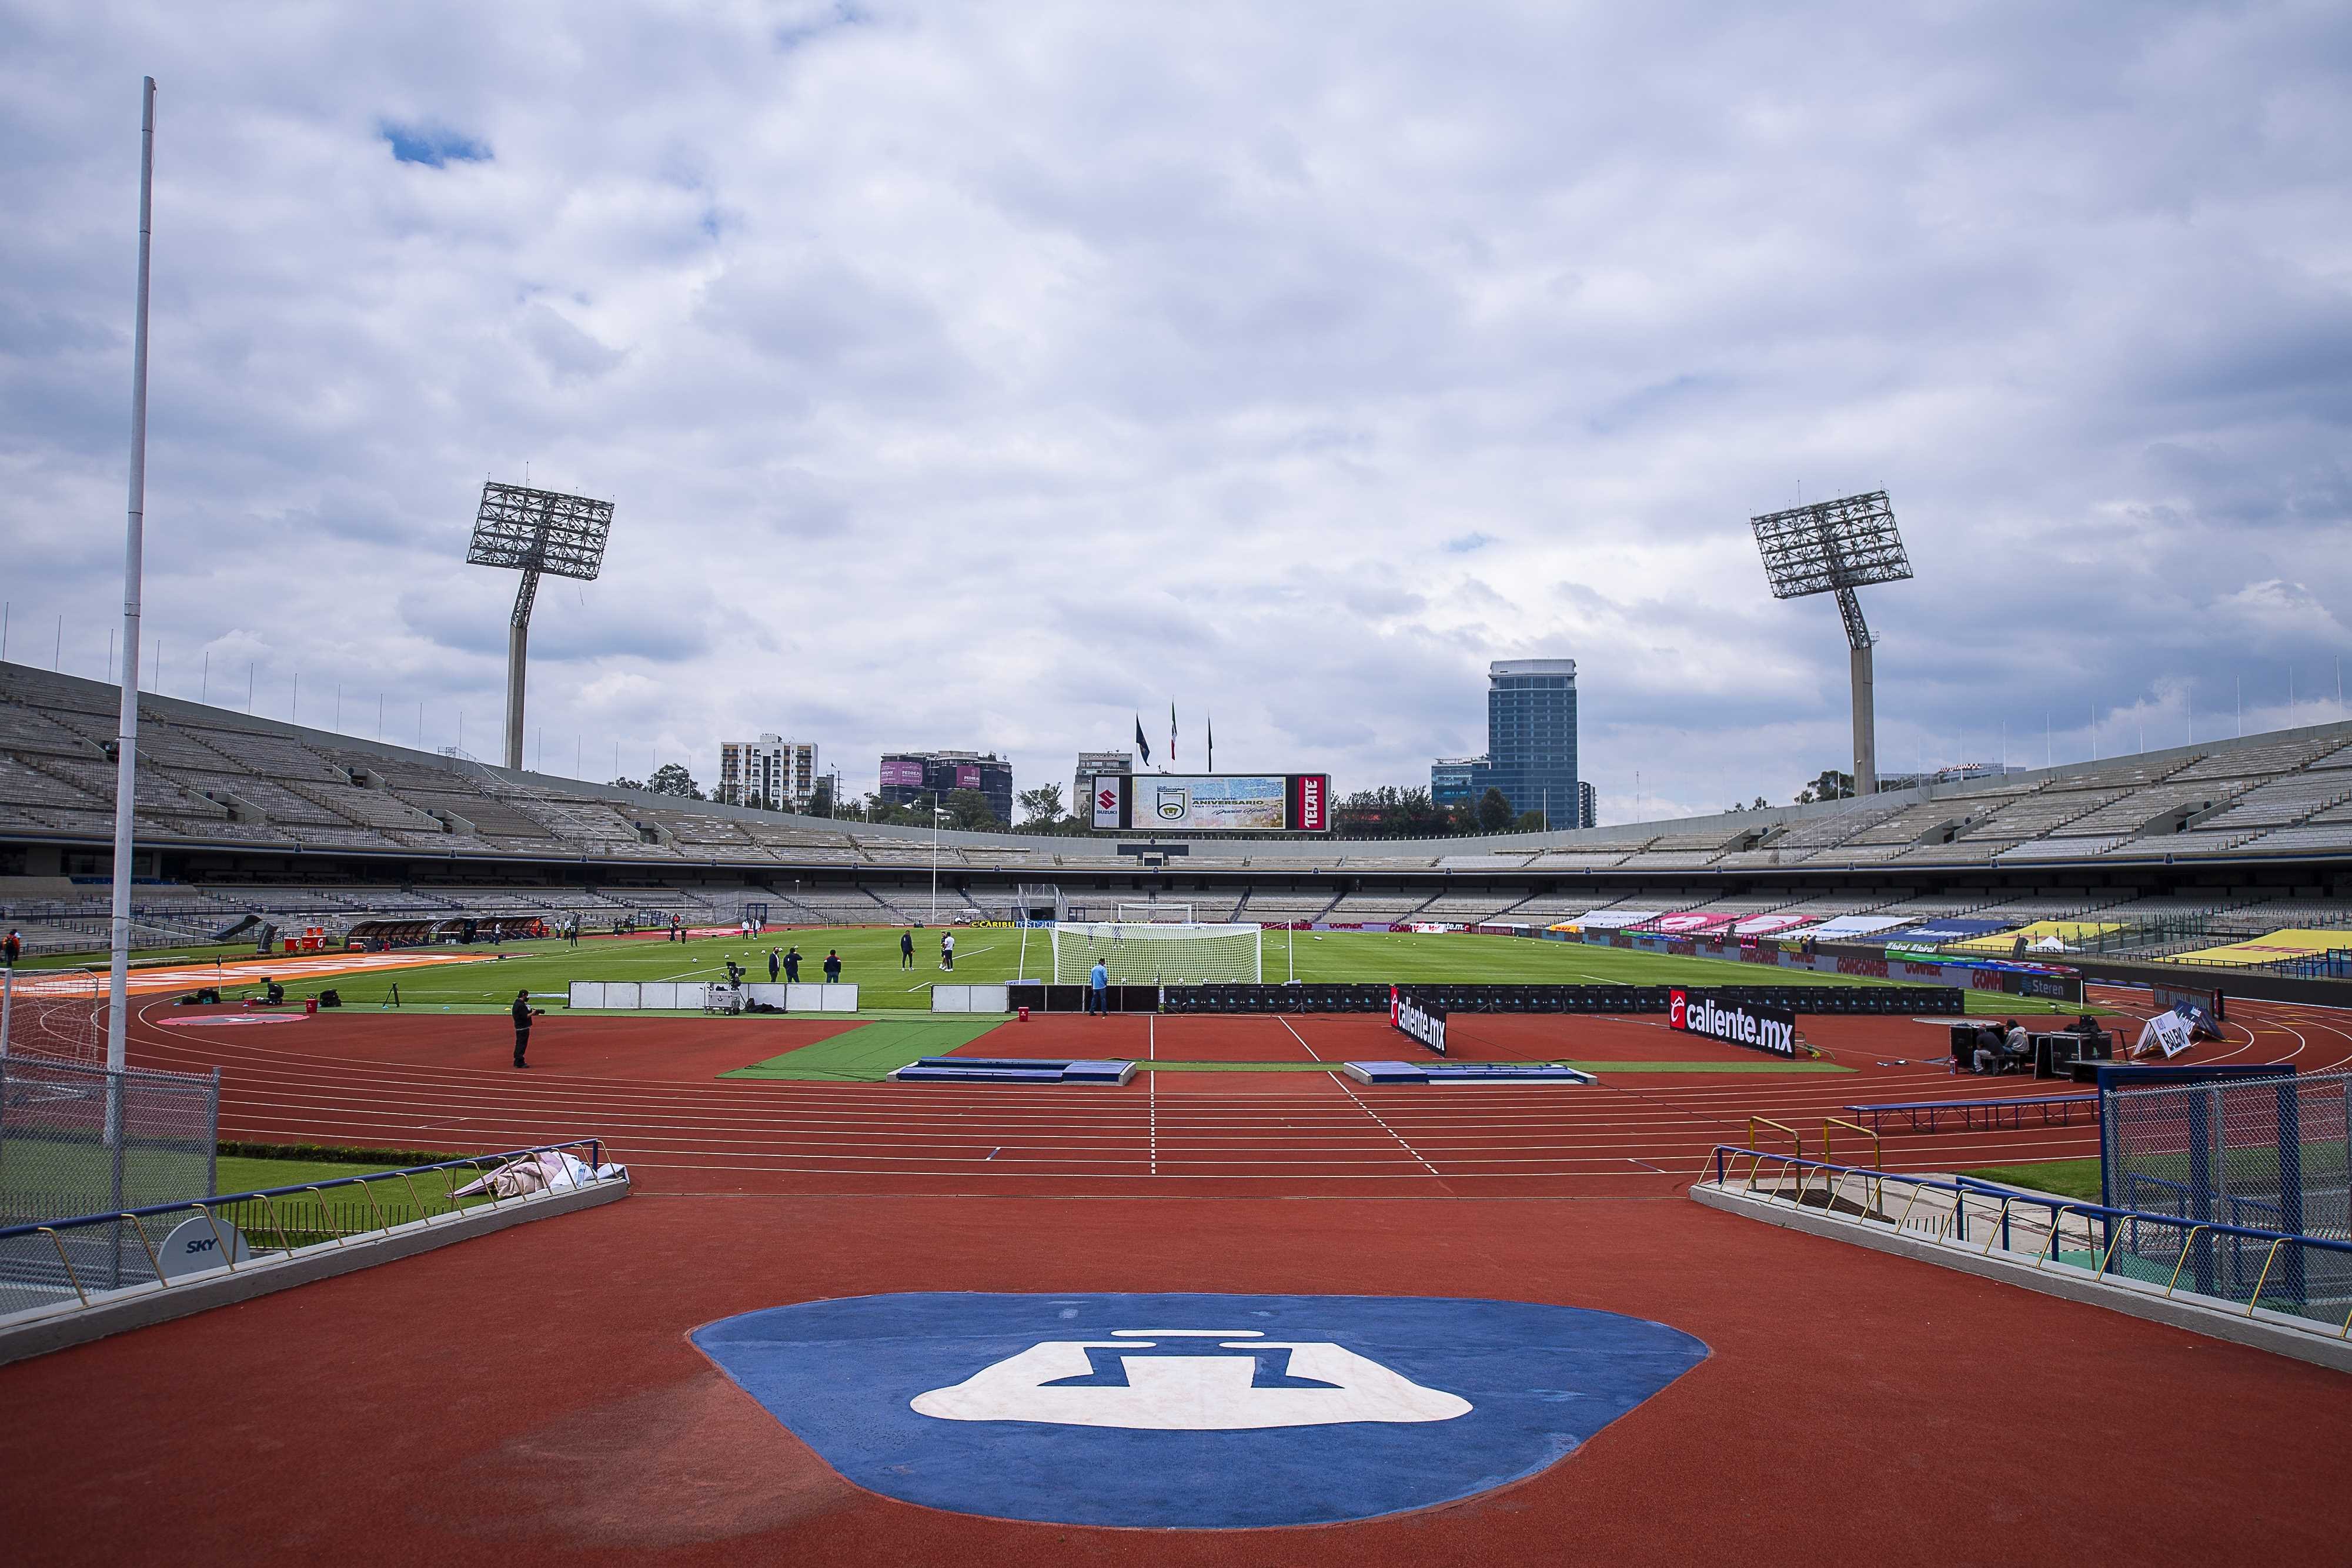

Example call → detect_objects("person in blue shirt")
1088 958 1110 1015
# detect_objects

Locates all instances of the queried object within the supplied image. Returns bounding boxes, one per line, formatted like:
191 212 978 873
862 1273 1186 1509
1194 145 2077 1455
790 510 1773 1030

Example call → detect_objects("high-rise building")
1430 755 1490 808
1484 658 1579 824
1074 751 1133 818
1578 780 1597 829
880 750 1015 825
718 735 820 811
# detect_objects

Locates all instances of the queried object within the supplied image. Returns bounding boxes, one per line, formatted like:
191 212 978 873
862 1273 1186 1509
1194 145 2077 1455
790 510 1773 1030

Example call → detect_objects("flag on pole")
1207 713 1214 773
1170 702 1178 766
1134 715 1152 767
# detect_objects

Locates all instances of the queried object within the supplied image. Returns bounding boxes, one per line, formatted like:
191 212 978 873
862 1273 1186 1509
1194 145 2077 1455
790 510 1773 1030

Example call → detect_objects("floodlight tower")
1750 490 1913 795
466 482 614 771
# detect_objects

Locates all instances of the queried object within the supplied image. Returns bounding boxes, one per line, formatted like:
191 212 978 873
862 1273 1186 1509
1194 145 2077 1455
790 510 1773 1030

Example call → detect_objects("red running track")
115 985 2352 1198
3 985 2348 1563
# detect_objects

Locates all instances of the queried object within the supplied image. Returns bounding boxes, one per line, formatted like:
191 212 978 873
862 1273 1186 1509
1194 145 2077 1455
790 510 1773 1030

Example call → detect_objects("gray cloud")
4 2 2350 819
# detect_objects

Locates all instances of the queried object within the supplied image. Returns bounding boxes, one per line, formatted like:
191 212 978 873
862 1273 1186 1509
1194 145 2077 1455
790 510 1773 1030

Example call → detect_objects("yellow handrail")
2164 1228 2209 1296
2246 1239 2287 1317
1820 1118 1883 1211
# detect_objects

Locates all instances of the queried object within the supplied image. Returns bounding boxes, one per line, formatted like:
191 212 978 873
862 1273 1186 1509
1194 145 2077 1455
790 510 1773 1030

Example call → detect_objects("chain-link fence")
2104 1070 2352 1324
0 1055 220 1313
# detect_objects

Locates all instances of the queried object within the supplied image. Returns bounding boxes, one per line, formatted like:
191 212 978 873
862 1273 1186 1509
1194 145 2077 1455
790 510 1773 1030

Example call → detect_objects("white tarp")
1568 909 1662 930
452 1149 627 1198
1802 915 1915 939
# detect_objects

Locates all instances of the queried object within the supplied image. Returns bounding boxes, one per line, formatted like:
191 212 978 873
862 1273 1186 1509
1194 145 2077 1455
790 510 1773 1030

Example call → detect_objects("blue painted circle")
693 1292 1708 1528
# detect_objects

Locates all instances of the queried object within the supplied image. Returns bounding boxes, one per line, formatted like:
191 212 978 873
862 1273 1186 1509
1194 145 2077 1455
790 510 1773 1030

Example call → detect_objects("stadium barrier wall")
566 981 857 1011
1692 1148 2352 1374
0 1142 627 1367
931 984 1011 1013
1151 982 1962 1017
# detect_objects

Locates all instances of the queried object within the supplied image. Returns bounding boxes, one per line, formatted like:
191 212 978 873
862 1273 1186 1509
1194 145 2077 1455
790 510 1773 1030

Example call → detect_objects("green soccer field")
217 926 2084 1015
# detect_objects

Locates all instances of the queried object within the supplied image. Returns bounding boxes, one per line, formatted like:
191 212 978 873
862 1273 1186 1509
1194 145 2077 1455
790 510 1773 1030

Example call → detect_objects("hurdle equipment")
1050 922 1262 984
888 1057 1137 1085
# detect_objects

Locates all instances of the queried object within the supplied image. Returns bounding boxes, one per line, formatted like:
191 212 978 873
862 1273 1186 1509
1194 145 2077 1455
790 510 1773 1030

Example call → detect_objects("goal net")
1114 902 1193 924
1 968 106 1066
1051 922 1262 984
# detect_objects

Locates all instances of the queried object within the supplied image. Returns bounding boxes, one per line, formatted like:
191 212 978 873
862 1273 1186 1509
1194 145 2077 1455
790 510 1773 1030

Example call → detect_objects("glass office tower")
1485 659 1578 825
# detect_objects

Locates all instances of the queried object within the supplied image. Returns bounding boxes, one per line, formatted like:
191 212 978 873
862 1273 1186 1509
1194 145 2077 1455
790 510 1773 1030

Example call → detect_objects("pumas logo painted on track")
913 1327 1471 1429
693 1292 1709 1529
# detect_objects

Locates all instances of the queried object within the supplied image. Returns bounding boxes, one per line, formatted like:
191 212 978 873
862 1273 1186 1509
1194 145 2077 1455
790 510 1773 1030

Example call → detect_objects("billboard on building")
1088 773 1332 833
880 758 925 788
954 763 981 790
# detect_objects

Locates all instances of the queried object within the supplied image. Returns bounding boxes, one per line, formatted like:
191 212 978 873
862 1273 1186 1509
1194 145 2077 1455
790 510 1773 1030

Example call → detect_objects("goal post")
1112 902 1194 924
1051 922 1262 984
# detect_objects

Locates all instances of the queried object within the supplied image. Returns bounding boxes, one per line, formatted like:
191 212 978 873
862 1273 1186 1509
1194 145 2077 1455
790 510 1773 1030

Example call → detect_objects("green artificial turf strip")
1960 1158 2104 1201
212 1154 403 1195
208 926 2085 1015
721 1018 1006 1081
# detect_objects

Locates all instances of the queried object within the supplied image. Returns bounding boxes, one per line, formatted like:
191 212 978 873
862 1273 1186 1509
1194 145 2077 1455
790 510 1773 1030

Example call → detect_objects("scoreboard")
1089 773 1331 833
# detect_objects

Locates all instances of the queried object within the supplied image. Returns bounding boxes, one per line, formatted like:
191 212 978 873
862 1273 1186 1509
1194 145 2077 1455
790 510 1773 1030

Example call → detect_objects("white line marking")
1279 1017 1439 1176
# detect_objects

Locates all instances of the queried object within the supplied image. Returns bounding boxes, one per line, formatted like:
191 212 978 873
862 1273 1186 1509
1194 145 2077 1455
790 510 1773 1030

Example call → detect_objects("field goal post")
0 965 107 1066
1051 921 1262 985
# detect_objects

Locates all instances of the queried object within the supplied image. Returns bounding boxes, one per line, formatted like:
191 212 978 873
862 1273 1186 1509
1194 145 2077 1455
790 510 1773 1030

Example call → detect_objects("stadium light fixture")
1750 490 1913 795
466 482 614 771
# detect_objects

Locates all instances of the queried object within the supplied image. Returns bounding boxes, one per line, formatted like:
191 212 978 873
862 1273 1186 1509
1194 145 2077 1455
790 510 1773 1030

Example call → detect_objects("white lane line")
1279 1017 1439 1177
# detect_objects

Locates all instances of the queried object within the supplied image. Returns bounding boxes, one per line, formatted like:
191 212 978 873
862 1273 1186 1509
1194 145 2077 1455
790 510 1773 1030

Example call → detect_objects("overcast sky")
5 1 2350 823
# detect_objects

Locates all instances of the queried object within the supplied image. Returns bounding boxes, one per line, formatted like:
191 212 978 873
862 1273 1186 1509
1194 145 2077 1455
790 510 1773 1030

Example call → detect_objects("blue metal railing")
1705 1145 2352 1335
0 1141 612 1315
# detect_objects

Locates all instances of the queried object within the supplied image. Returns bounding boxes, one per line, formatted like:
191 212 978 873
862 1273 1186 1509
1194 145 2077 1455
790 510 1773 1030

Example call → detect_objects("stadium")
9 11 2352 1565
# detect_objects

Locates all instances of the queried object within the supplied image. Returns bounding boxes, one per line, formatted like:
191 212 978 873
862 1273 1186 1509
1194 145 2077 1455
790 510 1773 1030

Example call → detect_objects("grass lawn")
192 926 2086 1015
1960 1158 2103 1201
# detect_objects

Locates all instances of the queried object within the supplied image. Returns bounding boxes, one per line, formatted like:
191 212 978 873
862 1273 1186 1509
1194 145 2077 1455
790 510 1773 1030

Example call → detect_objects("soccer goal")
1114 902 1194 924
1051 922 1262 984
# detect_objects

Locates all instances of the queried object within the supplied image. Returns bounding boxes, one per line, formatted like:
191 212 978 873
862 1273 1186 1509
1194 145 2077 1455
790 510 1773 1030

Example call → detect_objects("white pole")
2 967 13 1058
105 76 157 1080
930 790 939 922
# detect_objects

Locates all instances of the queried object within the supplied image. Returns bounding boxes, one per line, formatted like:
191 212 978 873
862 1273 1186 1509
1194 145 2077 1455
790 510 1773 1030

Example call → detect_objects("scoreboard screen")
1090 773 1330 833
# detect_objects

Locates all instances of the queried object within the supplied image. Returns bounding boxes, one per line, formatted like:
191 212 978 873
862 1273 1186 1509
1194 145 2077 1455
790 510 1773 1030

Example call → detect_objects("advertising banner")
955 763 981 790
1288 773 1330 833
1391 987 1448 1055
1648 912 1738 935
1732 914 1816 937
880 758 925 789
1087 773 1331 832
2151 982 2225 1021
1090 776 1128 830
1668 988 1797 1058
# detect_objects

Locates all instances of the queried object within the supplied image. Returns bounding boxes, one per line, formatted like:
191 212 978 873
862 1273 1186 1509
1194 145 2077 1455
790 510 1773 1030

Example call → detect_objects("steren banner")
1090 773 1331 833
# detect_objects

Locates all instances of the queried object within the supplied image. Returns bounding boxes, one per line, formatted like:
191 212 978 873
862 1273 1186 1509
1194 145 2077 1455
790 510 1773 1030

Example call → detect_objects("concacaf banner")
1090 773 1331 832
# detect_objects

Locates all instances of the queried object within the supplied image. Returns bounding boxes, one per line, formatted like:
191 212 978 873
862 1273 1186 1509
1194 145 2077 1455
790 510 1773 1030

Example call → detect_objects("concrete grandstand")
2 658 2347 962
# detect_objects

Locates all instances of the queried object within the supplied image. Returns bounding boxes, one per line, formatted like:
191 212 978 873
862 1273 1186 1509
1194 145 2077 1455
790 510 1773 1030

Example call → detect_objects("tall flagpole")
107 76 157 1077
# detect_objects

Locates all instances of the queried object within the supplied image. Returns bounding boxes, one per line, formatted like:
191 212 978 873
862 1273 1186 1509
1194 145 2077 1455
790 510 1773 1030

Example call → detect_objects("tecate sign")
1289 773 1329 833
1668 988 1796 1058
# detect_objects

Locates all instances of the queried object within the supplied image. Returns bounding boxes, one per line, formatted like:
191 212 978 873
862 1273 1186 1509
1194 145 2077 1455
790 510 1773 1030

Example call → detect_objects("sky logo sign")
694 1292 1709 1528
1669 988 1797 1057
